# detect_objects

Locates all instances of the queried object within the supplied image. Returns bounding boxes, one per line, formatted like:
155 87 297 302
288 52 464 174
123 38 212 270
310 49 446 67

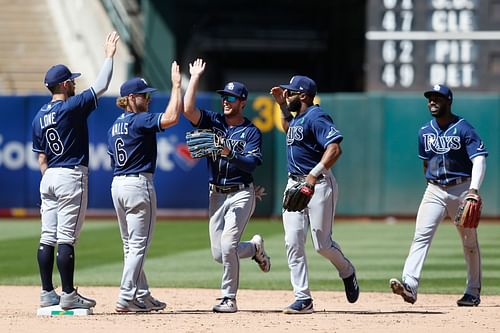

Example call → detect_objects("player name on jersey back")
111 122 128 136
39 112 57 129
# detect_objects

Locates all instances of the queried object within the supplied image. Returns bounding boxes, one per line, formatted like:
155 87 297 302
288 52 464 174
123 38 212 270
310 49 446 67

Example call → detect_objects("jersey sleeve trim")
469 151 488 159
324 135 343 147
156 113 164 132
89 87 98 109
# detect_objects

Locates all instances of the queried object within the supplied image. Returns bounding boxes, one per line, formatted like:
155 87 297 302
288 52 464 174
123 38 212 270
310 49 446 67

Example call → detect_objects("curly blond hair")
116 96 128 109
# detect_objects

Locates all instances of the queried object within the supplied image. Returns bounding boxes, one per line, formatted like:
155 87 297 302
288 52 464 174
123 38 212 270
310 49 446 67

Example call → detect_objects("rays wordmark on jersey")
286 126 304 145
423 133 461 154
226 138 246 153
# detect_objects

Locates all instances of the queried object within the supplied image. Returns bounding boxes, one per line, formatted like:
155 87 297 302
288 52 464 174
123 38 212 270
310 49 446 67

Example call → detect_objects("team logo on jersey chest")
213 128 246 153
226 139 245 153
423 133 461 154
287 126 304 145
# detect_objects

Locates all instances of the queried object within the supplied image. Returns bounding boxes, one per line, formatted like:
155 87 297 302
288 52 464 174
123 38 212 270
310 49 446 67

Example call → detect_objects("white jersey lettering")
112 122 128 136
286 126 304 145
423 133 461 154
39 112 57 130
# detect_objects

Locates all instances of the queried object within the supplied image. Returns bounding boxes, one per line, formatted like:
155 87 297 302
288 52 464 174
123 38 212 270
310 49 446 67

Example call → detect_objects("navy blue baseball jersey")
32 89 97 167
107 112 164 175
286 105 343 175
196 109 262 185
418 116 488 184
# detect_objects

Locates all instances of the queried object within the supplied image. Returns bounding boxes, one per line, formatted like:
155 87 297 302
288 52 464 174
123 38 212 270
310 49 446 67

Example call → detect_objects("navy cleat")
457 294 480 307
283 298 314 314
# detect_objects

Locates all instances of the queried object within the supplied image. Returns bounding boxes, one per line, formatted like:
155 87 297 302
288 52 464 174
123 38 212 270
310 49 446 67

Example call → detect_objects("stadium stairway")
0 0 68 94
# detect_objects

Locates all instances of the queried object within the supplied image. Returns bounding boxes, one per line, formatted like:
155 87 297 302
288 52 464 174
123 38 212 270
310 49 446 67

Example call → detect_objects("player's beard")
137 103 148 113
429 104 448 118
287 98 301 112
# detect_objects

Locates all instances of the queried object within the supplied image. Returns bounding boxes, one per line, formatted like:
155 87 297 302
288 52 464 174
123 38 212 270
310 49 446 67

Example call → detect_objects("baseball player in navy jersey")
390 84 488 307
183 58 271 313
32 31 120 310
270 75 359 314
108 62 182 313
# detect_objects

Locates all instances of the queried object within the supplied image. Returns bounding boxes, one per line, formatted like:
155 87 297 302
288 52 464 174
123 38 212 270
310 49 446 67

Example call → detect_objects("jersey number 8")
45 128 64 156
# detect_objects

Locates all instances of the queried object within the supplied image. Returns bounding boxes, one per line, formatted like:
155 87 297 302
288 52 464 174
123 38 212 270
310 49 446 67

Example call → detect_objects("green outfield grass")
0 219 499 295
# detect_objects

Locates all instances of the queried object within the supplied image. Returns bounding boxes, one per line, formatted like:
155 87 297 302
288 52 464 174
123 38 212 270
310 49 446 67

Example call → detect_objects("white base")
37 305 93 316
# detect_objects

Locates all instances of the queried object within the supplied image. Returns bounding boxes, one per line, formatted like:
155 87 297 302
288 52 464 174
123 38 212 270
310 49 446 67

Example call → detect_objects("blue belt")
210 183 249 194
428 176 470 187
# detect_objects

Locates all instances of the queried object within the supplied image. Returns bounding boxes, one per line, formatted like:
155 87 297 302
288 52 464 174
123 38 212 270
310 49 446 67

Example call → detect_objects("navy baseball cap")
216 82 248 100
44 64 81 88
120 77 157 97
280 75 317 96
424 84 453 103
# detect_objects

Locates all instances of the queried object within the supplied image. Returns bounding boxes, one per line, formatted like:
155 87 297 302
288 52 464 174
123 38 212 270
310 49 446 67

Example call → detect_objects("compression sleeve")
91 58 113 97
470 155 486 190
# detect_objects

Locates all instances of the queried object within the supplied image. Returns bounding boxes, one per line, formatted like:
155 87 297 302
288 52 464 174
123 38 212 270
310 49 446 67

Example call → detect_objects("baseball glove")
283 182 315 212
454 192 482 228
185 129 224 160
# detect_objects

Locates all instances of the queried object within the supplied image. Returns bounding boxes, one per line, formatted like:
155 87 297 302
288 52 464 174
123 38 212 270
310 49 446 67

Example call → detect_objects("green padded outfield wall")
232 93 499 217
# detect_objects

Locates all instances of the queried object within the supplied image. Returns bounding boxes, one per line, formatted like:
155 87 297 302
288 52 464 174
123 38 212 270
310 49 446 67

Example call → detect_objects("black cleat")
457 293 480 307
343 272 360 303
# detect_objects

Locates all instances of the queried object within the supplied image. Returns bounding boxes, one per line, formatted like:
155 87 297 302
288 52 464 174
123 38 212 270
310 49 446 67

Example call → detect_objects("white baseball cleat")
115 298 150 313
138 294 167 311
40 289 60 307
390 278 417 304
212 297 237 313
60 289 96 310
251 234 271 272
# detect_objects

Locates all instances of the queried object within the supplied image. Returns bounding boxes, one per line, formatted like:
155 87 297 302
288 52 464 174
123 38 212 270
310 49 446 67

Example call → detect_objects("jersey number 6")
114 138 128 167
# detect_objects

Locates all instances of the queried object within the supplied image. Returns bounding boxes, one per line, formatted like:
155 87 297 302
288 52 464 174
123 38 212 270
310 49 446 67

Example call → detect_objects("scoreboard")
365 0 500 91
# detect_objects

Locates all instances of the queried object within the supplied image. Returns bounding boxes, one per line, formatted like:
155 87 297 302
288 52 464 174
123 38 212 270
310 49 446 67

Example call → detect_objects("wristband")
309 162 326 177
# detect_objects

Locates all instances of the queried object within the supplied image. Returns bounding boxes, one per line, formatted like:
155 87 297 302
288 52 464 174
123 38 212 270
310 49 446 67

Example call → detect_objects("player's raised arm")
270 86 292 132
160 61 182 129
91 31 120 97
183 58 205 125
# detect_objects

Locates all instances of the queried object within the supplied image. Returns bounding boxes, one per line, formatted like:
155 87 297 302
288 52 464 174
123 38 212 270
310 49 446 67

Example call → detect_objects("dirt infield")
1 286 499 333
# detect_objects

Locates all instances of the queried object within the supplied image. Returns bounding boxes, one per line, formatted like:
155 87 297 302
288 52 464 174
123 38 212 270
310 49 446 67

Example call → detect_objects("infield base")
37 305 93 316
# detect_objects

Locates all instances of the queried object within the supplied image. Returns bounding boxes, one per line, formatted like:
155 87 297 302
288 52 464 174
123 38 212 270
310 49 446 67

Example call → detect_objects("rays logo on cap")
433 84 441 91
227 82 235 90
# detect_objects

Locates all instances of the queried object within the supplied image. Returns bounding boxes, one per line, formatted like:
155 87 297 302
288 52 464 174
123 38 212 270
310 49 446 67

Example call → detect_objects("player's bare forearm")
38 153 48 175
270 87 291 132
305 143 341 185
281 118 290 132
183 59 204 124
279 103 292 132
322 142 342 169
161 61 182 129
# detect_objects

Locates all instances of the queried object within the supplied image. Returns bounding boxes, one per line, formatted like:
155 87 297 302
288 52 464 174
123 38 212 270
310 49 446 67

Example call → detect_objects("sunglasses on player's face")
134 92 151 100
222 95 239 103
286 90 301 97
